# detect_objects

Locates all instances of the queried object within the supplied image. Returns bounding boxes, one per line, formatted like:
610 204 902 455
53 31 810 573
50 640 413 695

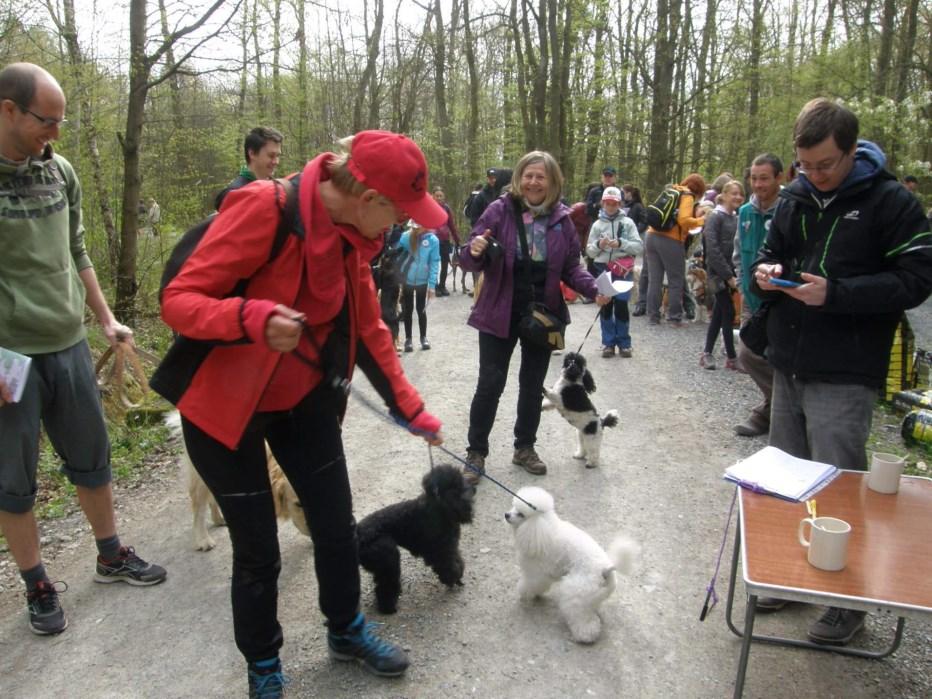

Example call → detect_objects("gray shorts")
0 340 111 514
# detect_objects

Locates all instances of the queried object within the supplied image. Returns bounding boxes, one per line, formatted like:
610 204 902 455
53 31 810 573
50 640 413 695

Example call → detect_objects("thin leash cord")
346 385 537 509
699 487 738 621
574 306 603 355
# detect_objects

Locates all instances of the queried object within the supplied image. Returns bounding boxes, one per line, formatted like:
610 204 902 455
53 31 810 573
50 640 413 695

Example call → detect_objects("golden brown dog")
166 412 308 550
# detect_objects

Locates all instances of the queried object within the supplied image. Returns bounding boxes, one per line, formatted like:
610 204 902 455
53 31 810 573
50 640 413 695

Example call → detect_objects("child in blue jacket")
399 221 441 351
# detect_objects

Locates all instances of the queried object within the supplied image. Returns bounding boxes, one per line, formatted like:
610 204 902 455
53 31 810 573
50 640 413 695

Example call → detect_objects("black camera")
485 237 503 261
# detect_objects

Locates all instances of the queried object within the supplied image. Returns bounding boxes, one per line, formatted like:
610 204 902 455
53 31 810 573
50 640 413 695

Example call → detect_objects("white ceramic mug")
868 452 905 494
798 516 851 571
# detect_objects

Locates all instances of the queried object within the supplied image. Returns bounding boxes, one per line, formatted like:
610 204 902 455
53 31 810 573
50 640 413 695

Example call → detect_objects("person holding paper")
458 151 610 485
586 186 642 358
750 98 932 646
0 62 167 638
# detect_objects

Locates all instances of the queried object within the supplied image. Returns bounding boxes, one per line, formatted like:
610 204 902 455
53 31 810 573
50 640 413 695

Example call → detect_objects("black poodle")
357 464 474 613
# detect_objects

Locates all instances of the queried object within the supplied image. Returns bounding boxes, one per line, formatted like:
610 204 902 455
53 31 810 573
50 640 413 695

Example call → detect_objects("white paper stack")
724 446 840 501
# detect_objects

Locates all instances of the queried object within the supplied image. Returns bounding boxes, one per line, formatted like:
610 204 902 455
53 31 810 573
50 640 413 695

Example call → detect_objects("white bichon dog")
505 486 638 643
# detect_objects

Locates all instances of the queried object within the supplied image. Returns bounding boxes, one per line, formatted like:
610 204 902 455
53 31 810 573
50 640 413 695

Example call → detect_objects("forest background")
1 0 929 325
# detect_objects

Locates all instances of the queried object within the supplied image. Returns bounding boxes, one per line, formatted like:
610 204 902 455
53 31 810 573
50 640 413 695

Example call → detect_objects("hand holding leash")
266 304 305 352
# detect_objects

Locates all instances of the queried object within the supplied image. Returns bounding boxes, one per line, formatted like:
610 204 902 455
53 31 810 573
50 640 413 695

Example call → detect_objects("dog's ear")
583 369 596 394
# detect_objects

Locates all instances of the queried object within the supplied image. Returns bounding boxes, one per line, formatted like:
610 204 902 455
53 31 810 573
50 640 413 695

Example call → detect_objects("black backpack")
150 177 300 405
645 186 681 231
158 177 299 302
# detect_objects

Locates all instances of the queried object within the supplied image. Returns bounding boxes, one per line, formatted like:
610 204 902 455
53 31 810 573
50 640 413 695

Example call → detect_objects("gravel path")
0 285 929 698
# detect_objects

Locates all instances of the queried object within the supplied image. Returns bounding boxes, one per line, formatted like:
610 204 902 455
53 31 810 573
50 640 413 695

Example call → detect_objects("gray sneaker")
26 580 68 635
512 447 547 475
94 546 167 586
463 450 485 487
808 607 866 646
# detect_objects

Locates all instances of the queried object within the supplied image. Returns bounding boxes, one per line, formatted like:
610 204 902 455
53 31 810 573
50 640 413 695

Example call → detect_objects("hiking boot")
463 450 485 487
26 580 68 635
601 345 615 358
734 419 769 437
328 612 409 677
700 352 716 369
619 347 633 358
94 546 167 586
248 657 289 699
808 607 866 646
404 339 413 353
420 337 431 350
631 306 646 317
755 597 791 613
512 447 547 475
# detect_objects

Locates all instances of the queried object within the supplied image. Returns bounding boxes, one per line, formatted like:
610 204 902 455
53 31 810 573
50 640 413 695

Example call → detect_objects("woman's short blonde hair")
716 179 745 204
327 135 368 196
510 151 564 211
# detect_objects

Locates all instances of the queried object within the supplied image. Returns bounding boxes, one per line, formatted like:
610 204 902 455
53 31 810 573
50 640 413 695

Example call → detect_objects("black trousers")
401 284 428 340
704 287 737 358
181 387 359 663
467 322 552 456
438 240 452 290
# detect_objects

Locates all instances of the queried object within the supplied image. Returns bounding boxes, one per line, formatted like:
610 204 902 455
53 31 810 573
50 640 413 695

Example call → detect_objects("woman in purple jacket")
458 151 610 485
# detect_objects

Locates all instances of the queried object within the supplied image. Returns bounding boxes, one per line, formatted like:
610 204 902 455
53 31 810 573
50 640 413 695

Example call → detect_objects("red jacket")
162 155 425 449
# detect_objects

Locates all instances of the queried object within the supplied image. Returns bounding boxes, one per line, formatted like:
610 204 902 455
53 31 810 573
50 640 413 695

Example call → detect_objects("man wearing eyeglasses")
0 62 166 637
749 98 932 645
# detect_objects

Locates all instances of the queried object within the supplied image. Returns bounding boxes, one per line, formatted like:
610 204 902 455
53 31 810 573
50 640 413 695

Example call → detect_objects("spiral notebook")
723 446 840 502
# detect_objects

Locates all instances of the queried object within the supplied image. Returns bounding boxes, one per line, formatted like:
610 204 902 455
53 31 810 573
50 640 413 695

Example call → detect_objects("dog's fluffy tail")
164 409 182 437
601 409 619 429
608 536 639 576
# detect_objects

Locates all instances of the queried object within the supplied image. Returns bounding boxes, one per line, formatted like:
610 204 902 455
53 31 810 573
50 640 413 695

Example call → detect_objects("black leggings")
181 387 359 663
704 287 736 358
401 284 428 340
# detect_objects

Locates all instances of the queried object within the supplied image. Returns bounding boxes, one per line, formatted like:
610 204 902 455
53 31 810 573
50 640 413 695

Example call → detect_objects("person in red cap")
161 130 447 694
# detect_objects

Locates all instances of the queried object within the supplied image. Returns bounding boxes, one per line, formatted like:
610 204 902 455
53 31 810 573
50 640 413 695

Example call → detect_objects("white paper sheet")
596 271 634 296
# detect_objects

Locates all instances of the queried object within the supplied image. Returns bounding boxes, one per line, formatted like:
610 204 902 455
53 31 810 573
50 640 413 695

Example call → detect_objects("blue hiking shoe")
247 657 289 699
327 613 409 677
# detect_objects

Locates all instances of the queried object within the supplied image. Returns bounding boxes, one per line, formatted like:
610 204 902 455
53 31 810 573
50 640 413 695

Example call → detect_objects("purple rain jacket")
458 194 599 338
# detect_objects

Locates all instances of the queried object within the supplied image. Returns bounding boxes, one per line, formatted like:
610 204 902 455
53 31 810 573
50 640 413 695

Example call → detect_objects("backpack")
158 177 299 302
645 186 681 231
150 177 300 405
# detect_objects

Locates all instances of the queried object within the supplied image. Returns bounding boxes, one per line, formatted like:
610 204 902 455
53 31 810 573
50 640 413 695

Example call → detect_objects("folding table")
724 472 932 698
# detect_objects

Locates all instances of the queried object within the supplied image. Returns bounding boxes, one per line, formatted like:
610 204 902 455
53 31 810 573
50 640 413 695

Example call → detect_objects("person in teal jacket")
399 221 441 351
732 153 783 437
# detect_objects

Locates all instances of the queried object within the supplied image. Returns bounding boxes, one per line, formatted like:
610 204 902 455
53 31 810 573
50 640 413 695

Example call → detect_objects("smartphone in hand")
769 277 801 288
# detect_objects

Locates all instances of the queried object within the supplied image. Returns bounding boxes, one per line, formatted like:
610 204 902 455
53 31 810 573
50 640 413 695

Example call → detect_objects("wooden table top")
739 472 932 613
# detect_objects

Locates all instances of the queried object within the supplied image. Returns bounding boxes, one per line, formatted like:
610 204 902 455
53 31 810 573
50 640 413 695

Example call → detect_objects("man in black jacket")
751 98 932 646
585 166 617 220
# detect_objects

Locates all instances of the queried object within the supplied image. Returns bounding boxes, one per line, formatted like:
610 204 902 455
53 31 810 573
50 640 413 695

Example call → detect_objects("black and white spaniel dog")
542 352 619 469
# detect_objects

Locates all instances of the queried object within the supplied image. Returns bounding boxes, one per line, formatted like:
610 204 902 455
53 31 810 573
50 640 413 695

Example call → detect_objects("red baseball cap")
346 130 447 229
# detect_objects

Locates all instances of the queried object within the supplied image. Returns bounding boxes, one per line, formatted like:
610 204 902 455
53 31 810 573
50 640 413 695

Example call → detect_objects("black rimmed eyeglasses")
16 103 67 129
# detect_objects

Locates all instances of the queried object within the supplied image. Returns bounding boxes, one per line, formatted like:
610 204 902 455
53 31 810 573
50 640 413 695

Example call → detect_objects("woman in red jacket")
161 131 446 695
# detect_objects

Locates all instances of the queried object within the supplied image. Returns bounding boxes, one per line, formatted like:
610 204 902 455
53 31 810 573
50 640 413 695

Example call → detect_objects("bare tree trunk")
53 0 120 286
647 0 678 194
462 0 480 181
893 0 920 103
294 0 308 155
746 0 763 165
583 2 607 179
690 0 715 170
272 0 282 126
251 0 265 120
237 2 248 122
157 0 183 129
430 0 454 191
509 0 532 150
353 0 384 132
874 0 896 97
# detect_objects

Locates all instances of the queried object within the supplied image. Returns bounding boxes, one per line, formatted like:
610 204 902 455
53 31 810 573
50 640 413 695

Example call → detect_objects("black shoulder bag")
511 198 565 352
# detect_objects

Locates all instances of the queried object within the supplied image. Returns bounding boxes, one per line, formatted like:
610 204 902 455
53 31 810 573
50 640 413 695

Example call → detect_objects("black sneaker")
94 546 167 586
26 580 68 635
420 338 431 350
808 607 866 646
404 339 413 353
463 450 485 487
248 657 289 699
327 612 409 677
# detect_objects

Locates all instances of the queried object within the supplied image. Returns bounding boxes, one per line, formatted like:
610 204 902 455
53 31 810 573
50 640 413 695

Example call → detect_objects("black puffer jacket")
751 141 932 388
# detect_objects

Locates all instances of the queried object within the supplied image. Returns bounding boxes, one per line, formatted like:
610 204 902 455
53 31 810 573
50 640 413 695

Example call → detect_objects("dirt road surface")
1 290 929 698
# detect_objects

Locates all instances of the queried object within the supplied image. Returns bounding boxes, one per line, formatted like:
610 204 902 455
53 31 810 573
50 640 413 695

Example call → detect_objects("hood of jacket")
795 139 887 201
